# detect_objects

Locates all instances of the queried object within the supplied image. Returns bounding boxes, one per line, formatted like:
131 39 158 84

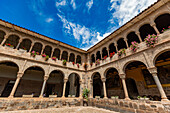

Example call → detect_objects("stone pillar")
148 67 168 101
89 80 93 98
39 75 49 98
124 38 129 48
8 72 24 98
62 78 68 98
79 80 83 98
102 78 107 99
16 39 23 50
115 43 118 52
50 48 54 57
40 45 45 55
60 50 63 60
150 23 160 35
29 43 34 52
135 31 143 42
100 50 103 59
120 74 130 100
1 35 8 46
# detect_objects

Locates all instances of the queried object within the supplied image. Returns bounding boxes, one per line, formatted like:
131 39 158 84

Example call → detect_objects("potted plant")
83 63 88 70
63 60 67 66
95 59 100 66
83 88 90 101
41 53 46 58
77 63 79 68
144 34 158 48
118 48 126 57
5 43 14 49
115 96 119 99
90 62 93 67
130 41 138 52
161 26 170 33
30 51 38 57
45 55 49 61
72 62 75 65
52 56 57 61
109 52 115 58
143 96 149 100
137 96 141 100
103 55 107 60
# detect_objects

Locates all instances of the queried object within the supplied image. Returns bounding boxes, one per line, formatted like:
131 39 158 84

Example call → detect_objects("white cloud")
109 0 157 26
86 0 93 11
56 0 67 7
70 0 76 10
46 18 53 23
57 14 111 50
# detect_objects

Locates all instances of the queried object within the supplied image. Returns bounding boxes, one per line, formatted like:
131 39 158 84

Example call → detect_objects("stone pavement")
0 107 118 113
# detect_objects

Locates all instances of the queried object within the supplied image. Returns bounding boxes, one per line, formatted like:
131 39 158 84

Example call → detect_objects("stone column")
62 78 68 98
16 39 23 50
50 48 54 57
135 31 143 42
120 74 130 100
8 72 24 98
79 80 83 98
40 45 45 55
148 67 168 101
1 35 8 46
60 50 63 60
115 43 118 52
102 78 107 99
100 50 103 59
29 43 34 52
39 75 49 98
89 80 93 98
150 23 160 35
124 38 129 48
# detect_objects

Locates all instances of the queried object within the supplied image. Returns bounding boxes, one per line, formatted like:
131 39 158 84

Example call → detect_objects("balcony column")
102 78 107 99
67 53 70 61
148 67 168 101
29 42 35 52
15 39 23 50
89 80 93 98
106 47 109 56
135 31 143 42
120 74 130 100
150 22 160 35
1 35 8 46
124 38 129 48
40 45 45 55
8 72 24 98
79 80 83 99
39 75 49 98
100 50 103 59
62 78 68 98
60 50 63 60
115 43 118 52
50 48 54 57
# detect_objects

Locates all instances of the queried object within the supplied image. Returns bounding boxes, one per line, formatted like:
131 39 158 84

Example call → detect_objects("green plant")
137 96 141 99
83 88 90 101
118 48 126 56
45 55 49 61
63 60 67 65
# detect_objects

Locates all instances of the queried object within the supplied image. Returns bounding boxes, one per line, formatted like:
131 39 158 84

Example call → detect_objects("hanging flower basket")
130 41 138 52
109 52 115 58
118 48 126 57
63 60 67 66
144 34 158 48
52 56 57 61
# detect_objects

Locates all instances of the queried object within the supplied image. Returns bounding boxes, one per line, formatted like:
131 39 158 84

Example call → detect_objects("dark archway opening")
127 32 140 46
109 43 117 54
43 46 52 57
117 38 127 50
61 51 68 61
4 35 20 49
91 54 95 63
76 55 81 64
139 24 156 41
102 47 108 58
93 72 103 98
69 53 75 62
0 30 5 44
19 39 32 52
53 48 60 60
96 51 101 60
31 42 42 54
155 14 170 33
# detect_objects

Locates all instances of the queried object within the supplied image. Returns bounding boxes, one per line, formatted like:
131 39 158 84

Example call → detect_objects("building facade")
0 0 169 103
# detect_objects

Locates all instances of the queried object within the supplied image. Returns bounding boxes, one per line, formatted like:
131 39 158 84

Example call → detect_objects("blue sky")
0 0 157 50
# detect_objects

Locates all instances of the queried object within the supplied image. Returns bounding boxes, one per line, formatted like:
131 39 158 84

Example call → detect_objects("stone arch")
5 32 22 39
152 47 170 67
117 38 127 50
53 48 60 59
126 32 140 46
0 29 6 44
109 43 117 53
104 67 120 77
153 10 170 21
43 45 52 57
48 69 65 79
31 42 43 53
61 51 68 61
0 28 8 35
22 64 46 75
91 72 101 79
18 38 32 52
69 53 75 62
4 34 20 48
122 59 149 73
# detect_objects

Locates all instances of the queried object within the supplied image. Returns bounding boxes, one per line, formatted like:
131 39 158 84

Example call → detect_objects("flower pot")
68 95 71 97
72 95 75 97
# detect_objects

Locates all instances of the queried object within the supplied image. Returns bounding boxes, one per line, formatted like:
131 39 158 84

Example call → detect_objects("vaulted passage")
92 72 103 98
0 62 19 97
15 66 44 97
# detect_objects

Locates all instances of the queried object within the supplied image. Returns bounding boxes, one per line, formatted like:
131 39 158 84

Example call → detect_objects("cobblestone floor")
0 107 118 113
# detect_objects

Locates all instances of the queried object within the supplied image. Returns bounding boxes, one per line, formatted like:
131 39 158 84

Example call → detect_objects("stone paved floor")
0 107 119 113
